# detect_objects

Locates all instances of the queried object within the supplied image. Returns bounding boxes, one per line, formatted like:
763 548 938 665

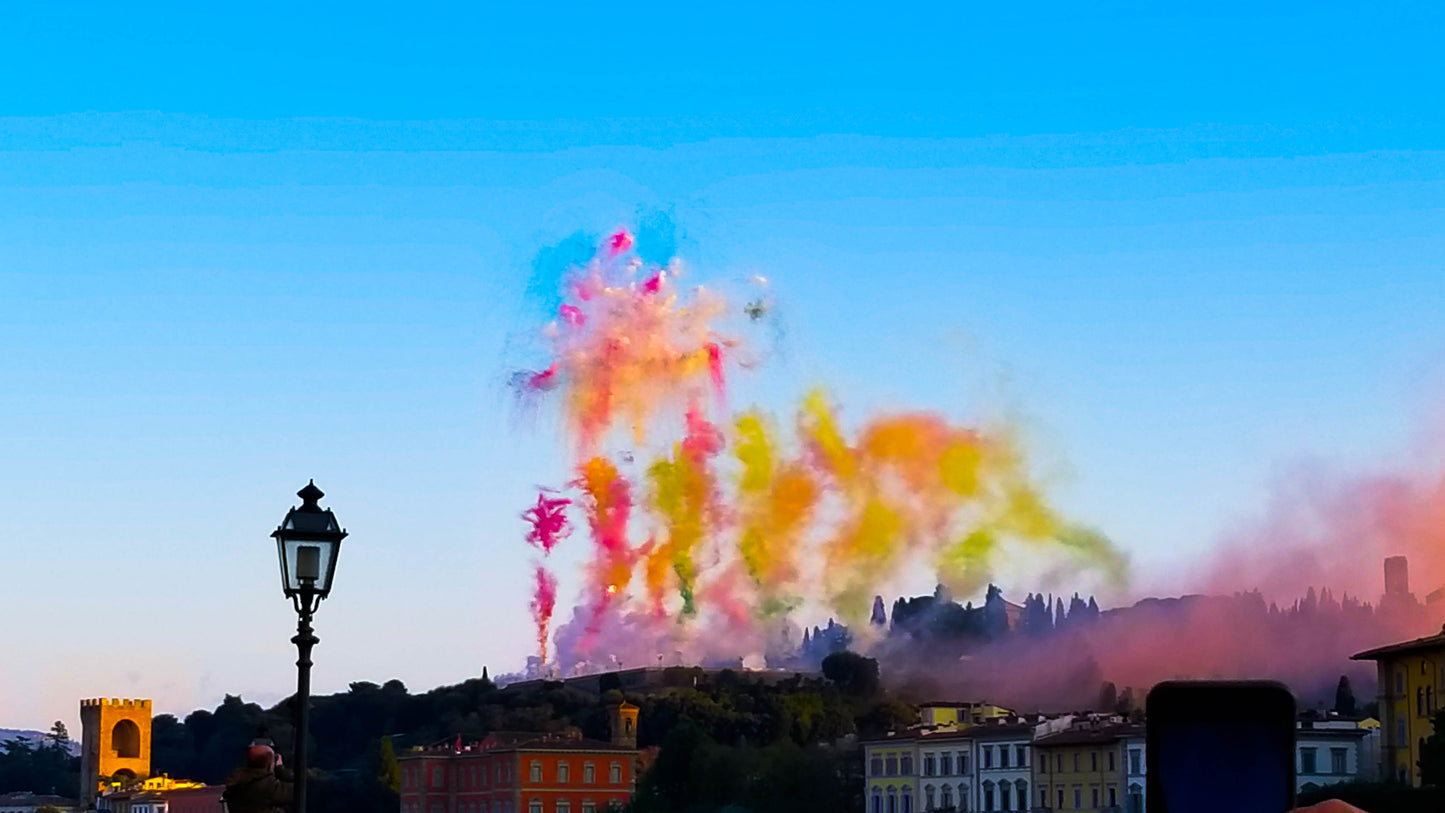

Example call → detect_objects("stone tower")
79 698 152 808
610 701 639 748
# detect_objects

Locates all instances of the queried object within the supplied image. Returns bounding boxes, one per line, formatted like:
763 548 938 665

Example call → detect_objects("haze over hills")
0 728 80 756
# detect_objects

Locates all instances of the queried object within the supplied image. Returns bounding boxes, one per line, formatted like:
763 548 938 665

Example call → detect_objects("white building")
918 729 974 811
1122 729 1146 813
971 720 1036 813
1295 718 1374 796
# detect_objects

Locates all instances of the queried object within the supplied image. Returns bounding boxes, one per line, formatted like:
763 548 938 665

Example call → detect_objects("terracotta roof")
1352 630 1445 660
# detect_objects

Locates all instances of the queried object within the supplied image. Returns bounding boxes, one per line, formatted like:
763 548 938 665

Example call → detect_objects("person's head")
246 744 276 770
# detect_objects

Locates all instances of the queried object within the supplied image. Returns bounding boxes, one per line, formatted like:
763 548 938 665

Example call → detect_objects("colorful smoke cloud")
514 227 1127 668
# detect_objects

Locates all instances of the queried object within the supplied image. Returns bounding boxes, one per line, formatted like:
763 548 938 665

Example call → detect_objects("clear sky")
3 1 1444 731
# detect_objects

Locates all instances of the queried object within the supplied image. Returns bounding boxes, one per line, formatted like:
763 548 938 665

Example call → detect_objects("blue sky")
2 2 1444 731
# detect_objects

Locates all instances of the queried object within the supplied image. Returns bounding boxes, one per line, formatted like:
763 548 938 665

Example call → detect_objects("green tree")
821 651 881 698
44 722 69 751
376 736 401 793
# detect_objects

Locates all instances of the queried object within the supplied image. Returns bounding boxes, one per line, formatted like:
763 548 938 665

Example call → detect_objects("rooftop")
1034 723 1145 747
1352 628 1445 660
402 731 635 757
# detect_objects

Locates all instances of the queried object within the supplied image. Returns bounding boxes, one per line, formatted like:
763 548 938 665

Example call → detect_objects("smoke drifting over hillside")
502 221 1443 705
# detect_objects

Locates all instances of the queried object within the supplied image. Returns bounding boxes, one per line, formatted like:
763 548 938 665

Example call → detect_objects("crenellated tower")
79 697 152 808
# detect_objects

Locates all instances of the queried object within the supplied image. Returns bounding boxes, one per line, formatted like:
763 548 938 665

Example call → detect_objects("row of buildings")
396 702 643 813
863 702 1379 813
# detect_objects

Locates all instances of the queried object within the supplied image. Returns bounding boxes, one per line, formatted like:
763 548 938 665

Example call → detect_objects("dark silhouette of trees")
821 651 880 699
1335 675 1358 716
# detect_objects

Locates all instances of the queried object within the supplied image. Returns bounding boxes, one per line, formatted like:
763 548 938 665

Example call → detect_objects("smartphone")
1147 680 1296 813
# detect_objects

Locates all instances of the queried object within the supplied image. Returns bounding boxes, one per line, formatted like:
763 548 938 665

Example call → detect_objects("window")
1431 687 1437 715
902 755 915 775
958 784 969 812
1015 780 1027 810
1056 788 1064 809
1300 747 1317 775
1331 747 1347 774
903 786 913 813
1041 788 1049 808
1073 753 1080 772
529 800 542 813
558 762 570 783
940 785 952 811
1016 746 1026 768
1000 782 1010 811
1419 687 1425 717
888 788 898 813
530 761 542 783
1128 784 1143 813
1091 787 1099 808
1090 752 1097 772
1042 752 1049 774
999 746 1009 769
940 754 951 775
433 767 444 789
1129 749 1141 775
1108 786 1117 807
984 748 993 769
887 756 899 776
960 752 969 774
112 719 141 758
926 755 937 776
1107 751 1115 772
925 785 936 811
1397 670 1406 697
874 791 884 813
584 762 595 783
610 762 622 784
872 757 885 776
1073 786 1082 809
983 781 995 812
582 802 596 813
557 802 571 813
1398 718 1407 746
1056 754 1064 773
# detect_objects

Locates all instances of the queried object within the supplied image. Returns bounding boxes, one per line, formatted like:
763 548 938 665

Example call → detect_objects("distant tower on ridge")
1385 556 1410 597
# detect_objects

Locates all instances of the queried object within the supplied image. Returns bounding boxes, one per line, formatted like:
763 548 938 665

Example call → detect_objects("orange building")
400 703 640 813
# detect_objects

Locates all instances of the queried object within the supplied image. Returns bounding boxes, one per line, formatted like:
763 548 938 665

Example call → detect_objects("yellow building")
1032 722 1143 813
863 731 920 813
1353 627 1445 786
919 702 1014 730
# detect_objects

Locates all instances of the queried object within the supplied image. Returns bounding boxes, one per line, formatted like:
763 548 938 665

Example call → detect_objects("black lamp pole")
272 481 347 813
291 588 321 813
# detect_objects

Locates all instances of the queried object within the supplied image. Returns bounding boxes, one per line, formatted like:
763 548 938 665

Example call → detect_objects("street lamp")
272 480 347 813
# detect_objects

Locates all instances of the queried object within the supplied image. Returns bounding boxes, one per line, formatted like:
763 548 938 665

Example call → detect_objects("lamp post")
272 480 348 813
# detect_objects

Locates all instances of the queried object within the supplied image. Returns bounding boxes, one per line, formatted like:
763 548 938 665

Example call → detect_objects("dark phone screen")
1154 722 1293 813
1148 682 1295 813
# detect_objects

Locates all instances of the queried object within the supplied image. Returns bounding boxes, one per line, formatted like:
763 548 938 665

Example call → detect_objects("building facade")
971 722 1034 813
865 732 919 813
1352 628 1445 786
1031 722 1142 813
918 730 973 812
399 704 640 813
1294 717 1373 795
